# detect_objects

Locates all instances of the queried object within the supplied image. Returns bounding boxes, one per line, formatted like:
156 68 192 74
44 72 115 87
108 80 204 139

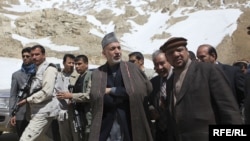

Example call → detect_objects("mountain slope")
0 0 249 65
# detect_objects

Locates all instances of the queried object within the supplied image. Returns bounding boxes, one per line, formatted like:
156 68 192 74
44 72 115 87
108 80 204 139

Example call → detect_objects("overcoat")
243 73 250 124
89 61 153 141
166 61 243 141
217 62 245 108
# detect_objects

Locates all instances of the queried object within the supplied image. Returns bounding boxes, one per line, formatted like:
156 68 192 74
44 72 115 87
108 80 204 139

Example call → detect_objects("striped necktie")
159 77 167 108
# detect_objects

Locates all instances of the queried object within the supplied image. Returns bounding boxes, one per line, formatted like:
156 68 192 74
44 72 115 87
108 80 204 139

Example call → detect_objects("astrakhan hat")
101 32 119 48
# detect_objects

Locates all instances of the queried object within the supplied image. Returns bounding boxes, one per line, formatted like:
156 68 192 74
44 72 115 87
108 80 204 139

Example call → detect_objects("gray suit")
9 69 31 137
10 70 30 120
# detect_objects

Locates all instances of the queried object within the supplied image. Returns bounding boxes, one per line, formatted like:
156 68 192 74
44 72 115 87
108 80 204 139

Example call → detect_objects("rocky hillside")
216 8 250 64
0 0 249 65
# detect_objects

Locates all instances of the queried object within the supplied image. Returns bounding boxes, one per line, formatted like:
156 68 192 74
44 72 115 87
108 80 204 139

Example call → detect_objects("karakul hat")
160 37 187 52
101 32 119 48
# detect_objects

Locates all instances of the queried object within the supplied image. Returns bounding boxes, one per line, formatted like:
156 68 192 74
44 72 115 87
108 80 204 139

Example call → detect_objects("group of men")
9 32 249 141
10 45 92 141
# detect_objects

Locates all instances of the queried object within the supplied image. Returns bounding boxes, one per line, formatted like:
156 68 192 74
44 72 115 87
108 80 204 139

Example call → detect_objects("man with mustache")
160 37 243 141
88 32 153 141
18 45 59 141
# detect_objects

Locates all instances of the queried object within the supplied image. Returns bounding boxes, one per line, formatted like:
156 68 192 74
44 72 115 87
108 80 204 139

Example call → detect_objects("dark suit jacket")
243 73 250 124
166 61 243 141
217 62 245 108
149 74 174 141
149 76 162 110
149 74 173 118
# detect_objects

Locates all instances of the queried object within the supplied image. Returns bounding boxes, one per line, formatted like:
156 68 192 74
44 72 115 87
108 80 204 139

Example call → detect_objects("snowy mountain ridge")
0 0 249 65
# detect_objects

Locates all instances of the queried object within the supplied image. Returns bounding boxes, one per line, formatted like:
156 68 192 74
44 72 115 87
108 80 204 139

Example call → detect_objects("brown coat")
166 61 243 141
89 61 153 141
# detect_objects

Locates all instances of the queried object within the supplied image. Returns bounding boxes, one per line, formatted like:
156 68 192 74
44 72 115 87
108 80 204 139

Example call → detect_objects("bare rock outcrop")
216 8 250 64
0 0 249 66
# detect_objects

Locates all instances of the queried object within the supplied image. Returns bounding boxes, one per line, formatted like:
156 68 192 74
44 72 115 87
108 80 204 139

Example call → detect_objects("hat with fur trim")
101 32 119 48
160 37 187 52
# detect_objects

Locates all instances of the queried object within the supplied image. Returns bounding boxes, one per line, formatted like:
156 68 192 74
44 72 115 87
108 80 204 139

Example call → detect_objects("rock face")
13 9 104 63
0 0 249 65
216 8 250 64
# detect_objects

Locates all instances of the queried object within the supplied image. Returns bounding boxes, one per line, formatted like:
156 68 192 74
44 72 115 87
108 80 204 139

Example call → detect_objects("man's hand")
10 116 16 126
149 109 160 120
105 88 111 94
17 99 27 107
57 92 73 99
149 105 160 120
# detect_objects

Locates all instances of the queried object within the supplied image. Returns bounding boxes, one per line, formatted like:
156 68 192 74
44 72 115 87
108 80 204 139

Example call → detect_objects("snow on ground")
0 0 244 89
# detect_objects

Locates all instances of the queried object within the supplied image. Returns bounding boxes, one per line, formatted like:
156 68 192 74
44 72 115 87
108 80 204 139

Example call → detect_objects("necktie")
158 77 167 131
159 78 167 108
160 78 167 98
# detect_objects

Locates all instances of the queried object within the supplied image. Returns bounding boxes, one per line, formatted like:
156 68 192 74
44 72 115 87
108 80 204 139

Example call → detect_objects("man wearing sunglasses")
9 47 36 139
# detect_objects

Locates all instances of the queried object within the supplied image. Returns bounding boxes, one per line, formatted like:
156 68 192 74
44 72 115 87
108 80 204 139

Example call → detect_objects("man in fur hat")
88 32 154 141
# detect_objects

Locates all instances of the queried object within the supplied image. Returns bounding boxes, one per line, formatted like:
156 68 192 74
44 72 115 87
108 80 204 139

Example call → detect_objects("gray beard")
112 58 121 64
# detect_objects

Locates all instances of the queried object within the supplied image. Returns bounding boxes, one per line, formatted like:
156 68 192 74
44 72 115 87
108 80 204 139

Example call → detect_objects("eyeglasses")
22 55 31 58
129 60 136 63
